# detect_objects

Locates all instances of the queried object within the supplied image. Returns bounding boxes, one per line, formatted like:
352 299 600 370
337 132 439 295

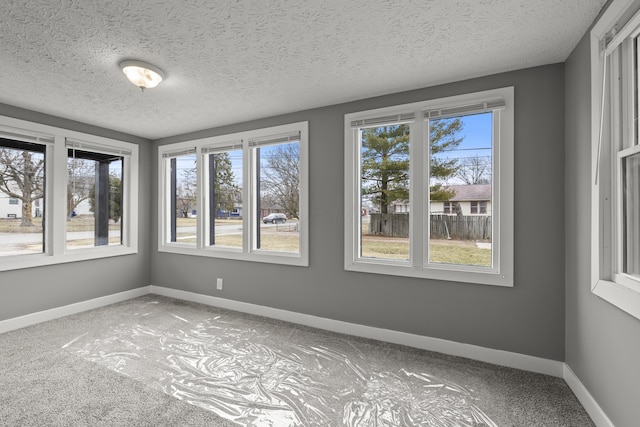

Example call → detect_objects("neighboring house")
71 199 92 217
430 184 492 216
229 204 242 218
388 184 492 216
0 195 43 219
216 203 243 218
1 195 94 219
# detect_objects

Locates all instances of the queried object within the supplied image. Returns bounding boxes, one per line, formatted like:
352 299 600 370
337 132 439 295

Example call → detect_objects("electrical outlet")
216 278 223 290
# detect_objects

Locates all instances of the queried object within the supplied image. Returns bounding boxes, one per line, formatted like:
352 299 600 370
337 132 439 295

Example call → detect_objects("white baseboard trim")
563 364 614 427
0 286 151 334
150 285 564 378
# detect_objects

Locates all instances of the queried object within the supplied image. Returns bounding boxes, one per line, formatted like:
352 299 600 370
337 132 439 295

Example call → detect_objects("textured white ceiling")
0 0 607 140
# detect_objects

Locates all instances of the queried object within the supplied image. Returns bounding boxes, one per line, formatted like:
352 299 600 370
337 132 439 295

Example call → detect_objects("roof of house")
448 184 491 201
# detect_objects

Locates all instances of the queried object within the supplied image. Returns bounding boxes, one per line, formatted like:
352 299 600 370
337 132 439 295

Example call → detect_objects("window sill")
592 278 640 321
158 244 309 267
345 260 513 287
0 246 138 272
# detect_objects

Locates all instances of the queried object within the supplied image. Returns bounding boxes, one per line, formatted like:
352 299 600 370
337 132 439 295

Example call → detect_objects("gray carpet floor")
0 295 594 426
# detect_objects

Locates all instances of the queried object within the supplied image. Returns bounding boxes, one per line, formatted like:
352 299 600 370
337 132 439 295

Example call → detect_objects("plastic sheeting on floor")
63 300 496 427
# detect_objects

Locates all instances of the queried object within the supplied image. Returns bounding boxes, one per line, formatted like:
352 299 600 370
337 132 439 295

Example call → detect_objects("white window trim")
0 115 139 272
157 121 309 267
591 0 640 320
344 88 514 287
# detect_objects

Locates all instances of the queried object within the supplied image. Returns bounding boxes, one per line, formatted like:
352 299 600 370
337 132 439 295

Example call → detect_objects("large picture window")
345 88 514 286
591 0 640 320
0 117 139 272
158 122 308 266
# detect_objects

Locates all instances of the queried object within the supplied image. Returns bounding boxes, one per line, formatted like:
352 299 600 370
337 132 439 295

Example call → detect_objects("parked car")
263 213 287 224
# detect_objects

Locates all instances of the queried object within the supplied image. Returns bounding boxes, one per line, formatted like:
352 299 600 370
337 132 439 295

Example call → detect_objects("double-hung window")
345 88 514 286
591 0 640 320
0 115 139 271
158 122 308 266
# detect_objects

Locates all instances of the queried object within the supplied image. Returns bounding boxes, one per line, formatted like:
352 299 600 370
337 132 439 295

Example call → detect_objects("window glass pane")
255 141 300 253
359 125 410 261
67 150 123 249
0 140 45 256
623 152 640 278
206 149 242 248
428 113 492 268
166 153 197 245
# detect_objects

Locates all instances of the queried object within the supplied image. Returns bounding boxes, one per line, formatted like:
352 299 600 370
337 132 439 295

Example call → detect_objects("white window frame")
158 121 309 267
344 88 514 286
591 0 640 320
0 115 139 272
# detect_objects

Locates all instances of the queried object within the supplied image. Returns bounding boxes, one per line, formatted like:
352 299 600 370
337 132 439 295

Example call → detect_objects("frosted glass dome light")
120 60 165 90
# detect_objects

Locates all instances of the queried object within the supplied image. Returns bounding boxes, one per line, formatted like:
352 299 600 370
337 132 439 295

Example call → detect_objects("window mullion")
195 149 203 249
52 136 67 255
247 140 256 255
206 153 215 246
242 139 250 254
424 118 432 268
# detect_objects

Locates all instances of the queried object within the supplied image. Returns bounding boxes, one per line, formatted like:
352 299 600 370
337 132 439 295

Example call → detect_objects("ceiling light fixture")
119 60 165 90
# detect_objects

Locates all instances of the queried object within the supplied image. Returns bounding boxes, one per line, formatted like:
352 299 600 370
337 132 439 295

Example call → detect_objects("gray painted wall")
152 64 567 361
565 32 640 427
0 104 152 321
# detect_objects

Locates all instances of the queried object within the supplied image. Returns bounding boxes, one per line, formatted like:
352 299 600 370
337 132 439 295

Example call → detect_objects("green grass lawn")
362 236 491 267
177 223 300 253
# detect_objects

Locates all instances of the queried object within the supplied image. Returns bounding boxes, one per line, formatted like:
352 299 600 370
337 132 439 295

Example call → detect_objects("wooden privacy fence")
368 214 491 240
368 213 409 238
430 214 491 240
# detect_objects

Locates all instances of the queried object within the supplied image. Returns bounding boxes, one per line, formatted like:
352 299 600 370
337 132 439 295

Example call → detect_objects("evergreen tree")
360 118 463 212
361 125 410 214
211 152 239 217
428 118 464 200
